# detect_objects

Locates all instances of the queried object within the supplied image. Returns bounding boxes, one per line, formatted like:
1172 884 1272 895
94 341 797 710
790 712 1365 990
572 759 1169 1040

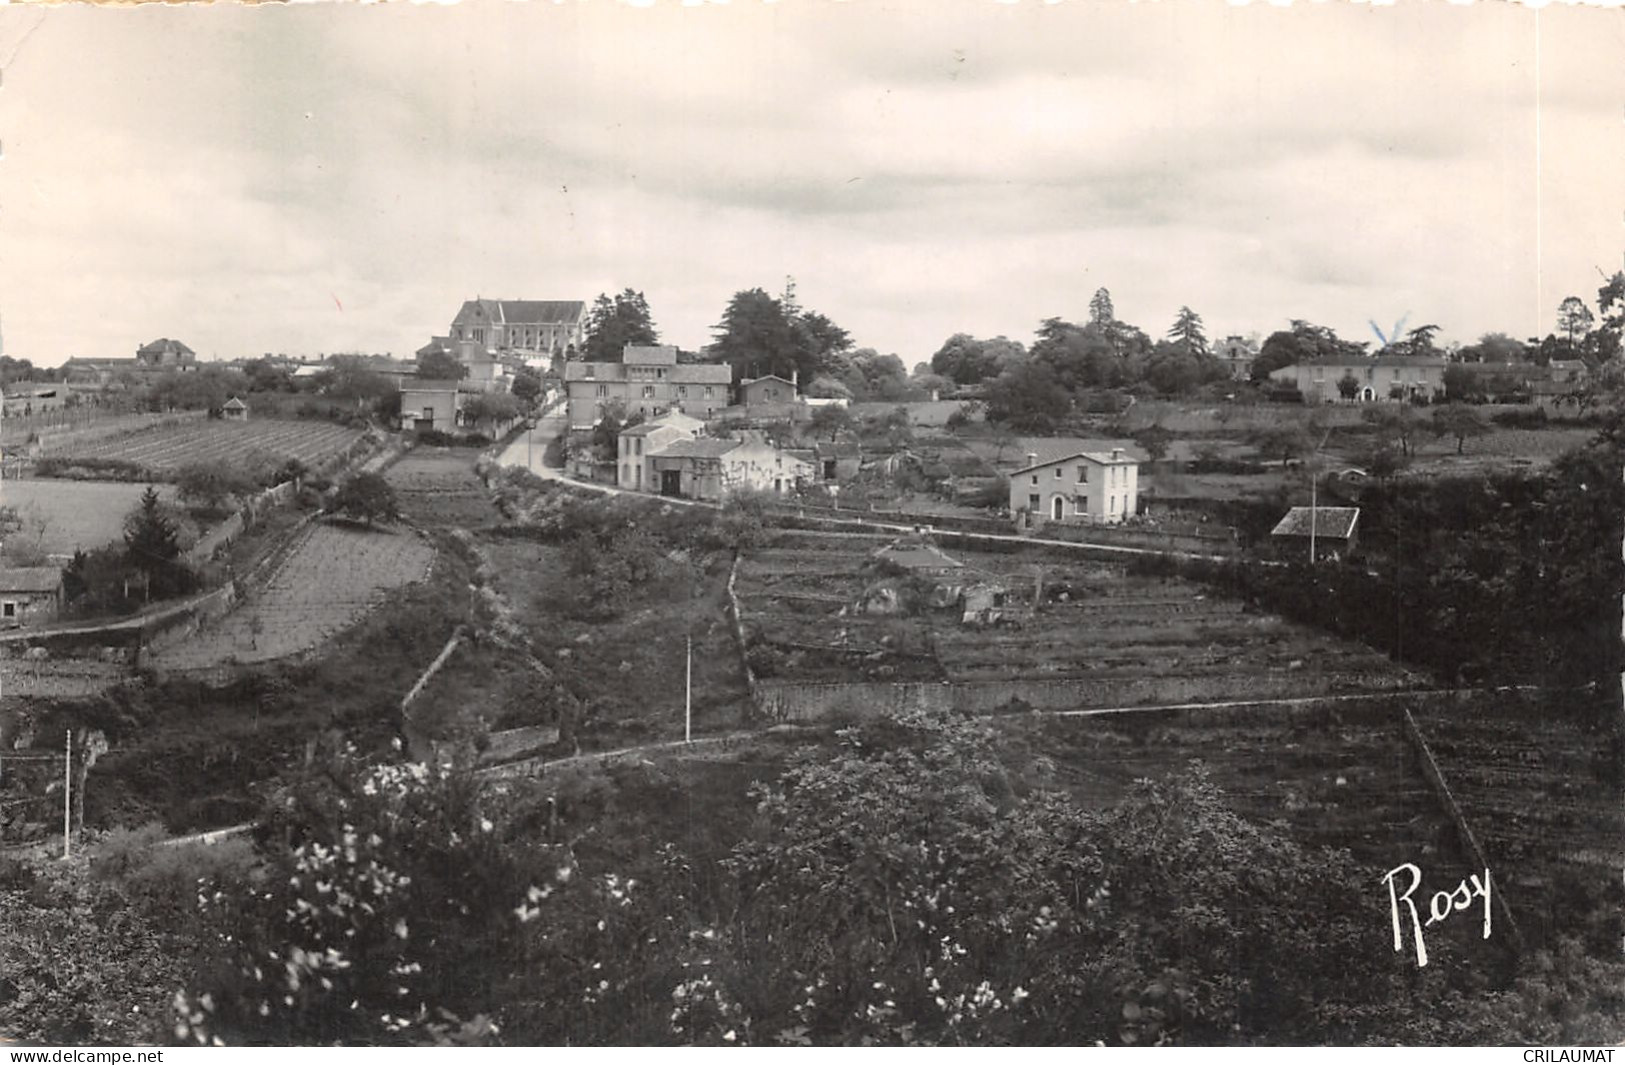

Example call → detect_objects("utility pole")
685 635 693 744
62 730 71 860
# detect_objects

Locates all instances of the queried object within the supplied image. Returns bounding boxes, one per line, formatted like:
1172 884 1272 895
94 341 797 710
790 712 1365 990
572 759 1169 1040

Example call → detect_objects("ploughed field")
46 418 366 477
736 531 1416 702
146 520 435 673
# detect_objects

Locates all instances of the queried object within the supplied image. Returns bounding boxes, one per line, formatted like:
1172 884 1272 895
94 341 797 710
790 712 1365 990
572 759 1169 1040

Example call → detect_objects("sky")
0 0 1620 369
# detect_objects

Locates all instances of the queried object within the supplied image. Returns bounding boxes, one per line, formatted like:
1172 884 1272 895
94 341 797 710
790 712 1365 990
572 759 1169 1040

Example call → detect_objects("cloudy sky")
0 0 1619 367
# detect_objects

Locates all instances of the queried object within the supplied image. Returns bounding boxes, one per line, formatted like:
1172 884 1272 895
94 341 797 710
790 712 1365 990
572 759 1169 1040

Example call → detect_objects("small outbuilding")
222 396 250 422
0 567 65 628
1271 506 1360 561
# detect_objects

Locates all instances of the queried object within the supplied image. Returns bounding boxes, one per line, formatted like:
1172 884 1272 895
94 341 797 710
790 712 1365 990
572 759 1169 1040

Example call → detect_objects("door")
1052 496 1064 521
660 469 683 497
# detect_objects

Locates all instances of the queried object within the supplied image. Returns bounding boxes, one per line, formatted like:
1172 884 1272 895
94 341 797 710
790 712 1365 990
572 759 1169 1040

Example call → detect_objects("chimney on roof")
792 368 799 390
1111 447 1124 461
1025 452 1038 467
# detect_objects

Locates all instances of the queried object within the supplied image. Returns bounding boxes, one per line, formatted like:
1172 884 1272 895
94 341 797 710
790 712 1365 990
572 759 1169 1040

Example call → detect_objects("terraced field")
1409 696 1625 948
146 520 435 672
737 532 1417 702
385 449 501 528
49 418 367 477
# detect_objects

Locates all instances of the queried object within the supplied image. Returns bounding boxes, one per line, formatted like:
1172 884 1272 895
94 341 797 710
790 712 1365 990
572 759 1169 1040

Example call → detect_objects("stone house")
739 373 798 407
564 344 732 429
0 567 64 628
616 410 704 492
1009 446 1140 526
646 434 813 501
399 379 464 434
1270 355 1446 403
813 439 862 482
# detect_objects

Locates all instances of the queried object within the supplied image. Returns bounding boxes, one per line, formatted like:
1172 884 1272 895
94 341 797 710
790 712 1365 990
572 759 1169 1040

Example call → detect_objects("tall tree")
417 349 467 381
582 289 660 362
123 487 191 600
1252 320 1367 382
1557 296 1595 355
1088 287 1115 329
709 288 802 382
1594 271 1624 363
1167 306 1209 357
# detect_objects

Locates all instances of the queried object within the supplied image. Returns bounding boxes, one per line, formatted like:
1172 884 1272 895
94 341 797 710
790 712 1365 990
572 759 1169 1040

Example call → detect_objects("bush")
1492 406 1550 429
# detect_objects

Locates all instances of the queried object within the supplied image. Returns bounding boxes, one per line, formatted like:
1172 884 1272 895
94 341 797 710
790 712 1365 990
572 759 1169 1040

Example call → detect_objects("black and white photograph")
1 0 1623 1049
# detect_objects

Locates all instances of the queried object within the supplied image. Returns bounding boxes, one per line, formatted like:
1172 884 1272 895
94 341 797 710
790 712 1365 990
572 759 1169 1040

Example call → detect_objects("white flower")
723 1030 736 1043
480 818 494 833
1012 986 1030 1004
394 919 409 939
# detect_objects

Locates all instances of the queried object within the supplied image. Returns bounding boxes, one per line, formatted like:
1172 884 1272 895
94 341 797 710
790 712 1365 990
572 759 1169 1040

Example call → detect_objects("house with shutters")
564 344 732 429
1008 445 1140 526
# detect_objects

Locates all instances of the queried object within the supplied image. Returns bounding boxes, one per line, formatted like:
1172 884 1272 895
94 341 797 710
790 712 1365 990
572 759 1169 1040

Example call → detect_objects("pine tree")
123 487 186 599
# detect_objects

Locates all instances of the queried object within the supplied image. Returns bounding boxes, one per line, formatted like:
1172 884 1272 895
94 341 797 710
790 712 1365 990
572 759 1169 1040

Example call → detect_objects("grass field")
1 479 179 556
385 449 504 528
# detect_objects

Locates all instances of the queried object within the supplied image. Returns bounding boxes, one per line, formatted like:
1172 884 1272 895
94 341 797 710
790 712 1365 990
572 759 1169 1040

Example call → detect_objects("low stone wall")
754 670 1417 723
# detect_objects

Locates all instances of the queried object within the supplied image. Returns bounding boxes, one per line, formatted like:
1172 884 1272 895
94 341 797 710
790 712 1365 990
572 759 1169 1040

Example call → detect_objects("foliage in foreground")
107 712 1619 1046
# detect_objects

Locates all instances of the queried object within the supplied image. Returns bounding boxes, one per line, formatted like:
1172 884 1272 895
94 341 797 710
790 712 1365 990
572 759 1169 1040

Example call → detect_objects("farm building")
1271 506 1360 560
0 567 64 628
1009 446 1140 527
0 387 66 416
646 434 813 501
222 396 249 422
814 439 862 481
739 374 798 408
400 379 463 434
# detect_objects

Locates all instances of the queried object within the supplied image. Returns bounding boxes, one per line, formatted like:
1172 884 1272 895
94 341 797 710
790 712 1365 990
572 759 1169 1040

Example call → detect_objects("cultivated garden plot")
735 532 1415 704
385 449 503 528
145 521 434 672
46 418 367 478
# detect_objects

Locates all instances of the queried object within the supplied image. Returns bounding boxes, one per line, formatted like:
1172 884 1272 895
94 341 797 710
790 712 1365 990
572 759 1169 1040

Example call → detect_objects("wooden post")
62 729 72 860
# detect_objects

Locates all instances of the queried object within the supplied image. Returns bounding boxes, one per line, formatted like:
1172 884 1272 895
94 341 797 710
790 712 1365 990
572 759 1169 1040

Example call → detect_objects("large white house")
1008 446 1140 526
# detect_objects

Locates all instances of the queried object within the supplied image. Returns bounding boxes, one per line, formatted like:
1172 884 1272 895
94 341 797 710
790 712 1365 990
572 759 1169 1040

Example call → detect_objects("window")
634 438 642 455
421 407 433 420
678 386 689 398
2 602 14 619
643 385 656 398
1028 494 1041 511
1030 474 1039 486
1054 467 1063 479
596 384 608 397
1110 495 1117 514
657 368 666 380
1076 465 1087 483
704 386 715 399
473 328 485 343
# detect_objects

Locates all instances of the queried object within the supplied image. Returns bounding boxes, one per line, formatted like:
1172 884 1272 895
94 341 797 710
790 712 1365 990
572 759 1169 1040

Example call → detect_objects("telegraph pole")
62 730 72 860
